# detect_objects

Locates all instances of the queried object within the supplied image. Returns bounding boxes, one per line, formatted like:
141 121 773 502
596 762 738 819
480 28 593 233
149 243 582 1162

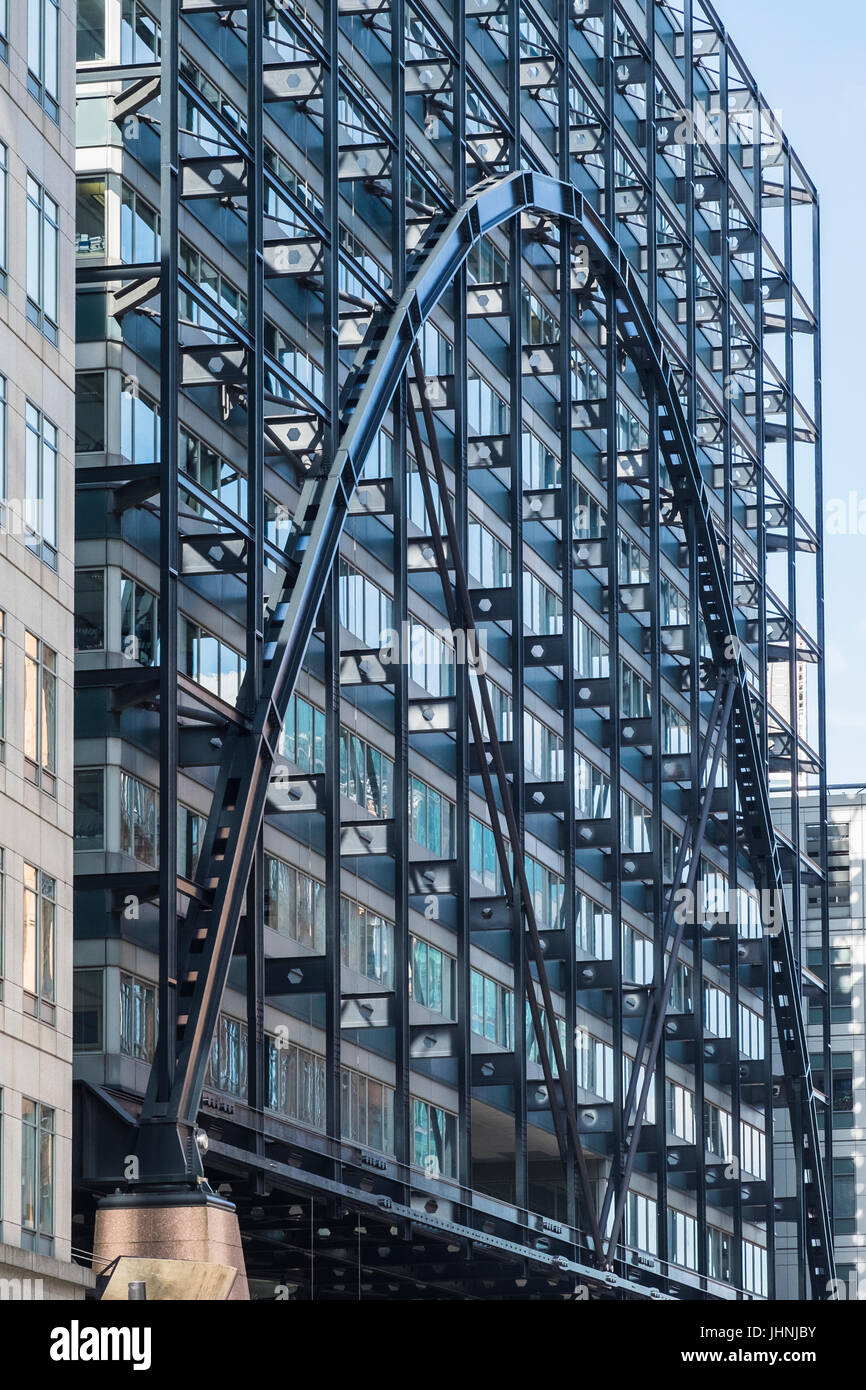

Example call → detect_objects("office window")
703 985 731 1038
340 728 394 818
574 614 609 678
0 143 6 292
120 771 158 866
470 969 514 1047
622 923 653 985
619 661 651 718
24 404 58 565
23 865 55 1023
574 480 607 537
817 1052 856 1130
341 898 394 987
73 969 103 1051
21 1100 54 1253
667 1208 699 1271
182 427 246 516
75 372 105 452
576 890 612 957
576 1029 615 1100
181 619 245 706
807 820 850 910
178 804 206 880
24 632 57 792
26 179 59 341
409 935 454 1017
624 1191 657 1255
621 791 651 852
707 1226 732 1283
523 571 563 634
28 0 59 120
207 1014 247 1098
738 1002 765 1060
121 0 160 64
279 692 325 772
666 1080 696 1142
408 621 455 697
524 854 565 930
740 1119 767 1179
742 1239 768 1297
522 429 559 489
181 240 247 329
470 815 508 892
77 0 105 60
74 569 105 650
808 946 854 1025
120 972 156 1060
523 710 564 780
467 372 508 435
121 385 160 466
266 1037 325 1130
341 1068 395 1154
412 1098 458 1179
409 774 454 854
704 1100 734 1160
834 1158 856 1237
529 1005 567 1076
264 855 325 951
74 768 104 850
0 1 7 62
75 176 106 258
337 558 393 647
575 753 611 819
121 183 160 263
468 518 511 587
120 574 158 665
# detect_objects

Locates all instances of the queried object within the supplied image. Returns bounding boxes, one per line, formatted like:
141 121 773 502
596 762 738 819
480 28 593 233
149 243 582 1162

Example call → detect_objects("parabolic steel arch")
135 167 834 1298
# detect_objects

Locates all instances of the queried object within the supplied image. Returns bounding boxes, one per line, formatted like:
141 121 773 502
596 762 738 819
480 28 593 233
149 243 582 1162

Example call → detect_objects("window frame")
24 402 58 566
22 864 56 1024
21 1097 55 1253
26 177 59 343
27 0 60 121
24 630 57 791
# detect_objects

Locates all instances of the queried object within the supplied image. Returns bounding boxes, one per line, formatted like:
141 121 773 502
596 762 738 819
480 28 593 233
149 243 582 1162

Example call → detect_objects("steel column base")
93 1190 249 1300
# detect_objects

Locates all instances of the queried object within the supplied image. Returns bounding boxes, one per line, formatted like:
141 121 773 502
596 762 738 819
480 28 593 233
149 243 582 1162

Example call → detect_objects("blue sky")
709 0 866 784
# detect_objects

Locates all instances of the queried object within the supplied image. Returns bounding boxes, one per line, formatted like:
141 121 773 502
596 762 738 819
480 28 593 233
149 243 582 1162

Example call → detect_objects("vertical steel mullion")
811 184 833 1249
558 0 578 1236
601 0 625 1268
245 841 265 1119
452 0 472 1197
390 0 411 1177
507 0 529 1214
752 85 775 1304
645 0 669 1273
244 0 266 1131
681 0 707 1291
781 144 807 1303
718 28 742 1297
155 0 181 1109
323 0 342 1156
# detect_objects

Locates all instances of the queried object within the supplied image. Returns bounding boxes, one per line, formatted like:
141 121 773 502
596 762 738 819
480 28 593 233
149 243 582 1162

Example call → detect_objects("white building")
0 0 93 1300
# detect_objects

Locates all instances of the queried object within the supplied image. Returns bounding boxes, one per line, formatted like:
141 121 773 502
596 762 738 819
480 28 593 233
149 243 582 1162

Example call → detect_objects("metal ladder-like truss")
136 169 833 1296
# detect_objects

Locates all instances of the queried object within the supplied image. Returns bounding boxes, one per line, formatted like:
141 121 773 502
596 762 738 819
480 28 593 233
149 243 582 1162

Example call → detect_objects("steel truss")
128 165 832 1292
73 0 832 1300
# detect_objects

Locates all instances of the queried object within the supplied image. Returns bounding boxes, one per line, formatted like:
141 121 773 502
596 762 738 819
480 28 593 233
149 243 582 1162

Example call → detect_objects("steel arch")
137 168 833 1296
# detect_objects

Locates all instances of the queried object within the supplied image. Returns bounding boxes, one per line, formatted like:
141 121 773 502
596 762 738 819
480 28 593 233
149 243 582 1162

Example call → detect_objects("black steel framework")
72 0 832 1300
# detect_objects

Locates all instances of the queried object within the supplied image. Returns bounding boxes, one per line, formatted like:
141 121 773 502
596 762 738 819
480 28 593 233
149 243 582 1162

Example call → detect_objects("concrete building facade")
0 0 94 1300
